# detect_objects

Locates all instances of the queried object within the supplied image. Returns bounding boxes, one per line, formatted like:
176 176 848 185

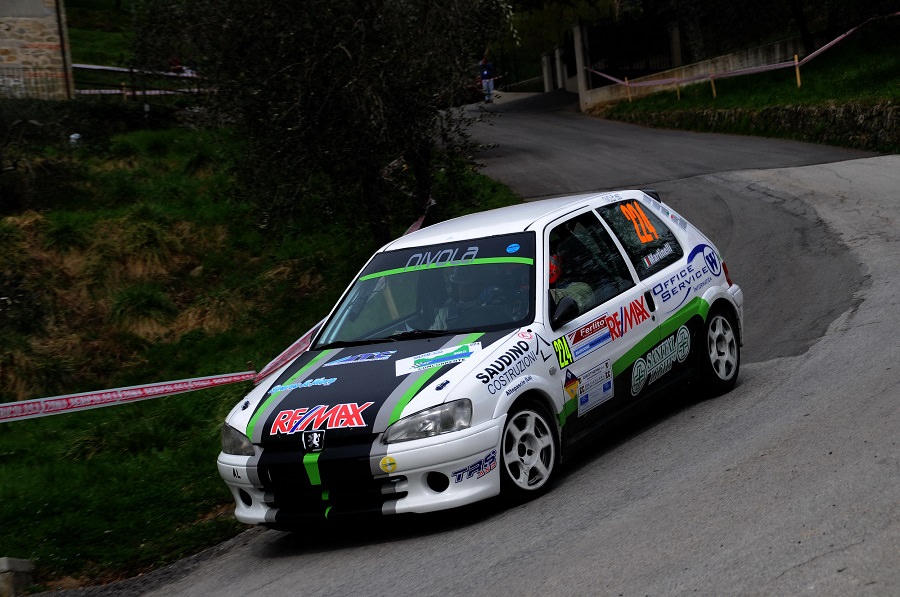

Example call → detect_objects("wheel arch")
706 296 743 346
506 388 566 460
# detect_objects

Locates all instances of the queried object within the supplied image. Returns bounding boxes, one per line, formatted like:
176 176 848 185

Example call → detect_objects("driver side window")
548 212 635 317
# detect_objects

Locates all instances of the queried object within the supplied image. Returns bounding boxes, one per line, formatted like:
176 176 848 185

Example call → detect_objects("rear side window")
597 199 683 279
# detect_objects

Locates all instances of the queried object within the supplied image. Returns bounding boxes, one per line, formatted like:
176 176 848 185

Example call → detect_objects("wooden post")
794 54 802 88
625 77 632 102
710 76 717 99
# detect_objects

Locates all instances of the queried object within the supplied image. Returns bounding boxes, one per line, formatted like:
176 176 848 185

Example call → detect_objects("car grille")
256 439 408 520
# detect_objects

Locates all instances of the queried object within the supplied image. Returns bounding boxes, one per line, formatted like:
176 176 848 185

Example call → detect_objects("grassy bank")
597 18 899 154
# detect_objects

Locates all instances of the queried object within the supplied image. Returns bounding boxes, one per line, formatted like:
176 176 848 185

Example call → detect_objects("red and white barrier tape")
3 211 436 419
0 371 256 423
253 320 324 384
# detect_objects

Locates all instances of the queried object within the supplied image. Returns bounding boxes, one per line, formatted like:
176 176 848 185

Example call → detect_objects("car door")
543 208 660 437
595 195 693 399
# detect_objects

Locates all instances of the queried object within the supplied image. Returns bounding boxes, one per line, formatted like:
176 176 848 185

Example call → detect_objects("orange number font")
620 201 659 243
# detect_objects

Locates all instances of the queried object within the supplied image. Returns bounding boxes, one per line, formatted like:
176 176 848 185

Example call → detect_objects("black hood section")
248 332 509 446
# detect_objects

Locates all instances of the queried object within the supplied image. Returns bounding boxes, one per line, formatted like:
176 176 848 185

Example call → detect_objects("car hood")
232 331 519 446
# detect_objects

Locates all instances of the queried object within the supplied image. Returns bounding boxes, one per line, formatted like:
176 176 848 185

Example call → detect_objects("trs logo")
270 402 373 435
452 450 497 483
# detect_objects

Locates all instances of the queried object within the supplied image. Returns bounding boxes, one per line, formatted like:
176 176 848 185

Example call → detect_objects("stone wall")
0 0 73 99
594 102 898 154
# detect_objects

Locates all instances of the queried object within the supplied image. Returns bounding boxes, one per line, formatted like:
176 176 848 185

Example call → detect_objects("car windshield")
315 232 536 346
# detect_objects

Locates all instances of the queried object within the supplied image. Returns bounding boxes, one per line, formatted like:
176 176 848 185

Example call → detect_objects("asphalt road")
55 93 899 597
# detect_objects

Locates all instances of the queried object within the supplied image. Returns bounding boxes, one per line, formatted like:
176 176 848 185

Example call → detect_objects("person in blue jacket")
480 57 495 103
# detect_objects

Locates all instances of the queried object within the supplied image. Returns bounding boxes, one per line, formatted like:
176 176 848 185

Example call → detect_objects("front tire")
700 308 740 396
500 402 558 500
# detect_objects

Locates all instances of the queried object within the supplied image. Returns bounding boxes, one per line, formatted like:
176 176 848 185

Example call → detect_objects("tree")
132 0 513 243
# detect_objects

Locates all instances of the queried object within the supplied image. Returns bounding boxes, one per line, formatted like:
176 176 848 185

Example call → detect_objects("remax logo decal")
270 402 374 435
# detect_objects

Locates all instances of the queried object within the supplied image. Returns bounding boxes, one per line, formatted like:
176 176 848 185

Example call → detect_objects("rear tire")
500 402 558 501
700 308 740 396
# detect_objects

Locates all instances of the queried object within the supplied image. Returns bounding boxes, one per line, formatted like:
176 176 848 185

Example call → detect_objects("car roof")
384 190 646 251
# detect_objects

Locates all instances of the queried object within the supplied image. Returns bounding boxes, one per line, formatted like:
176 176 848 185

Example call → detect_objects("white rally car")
218 190 743 527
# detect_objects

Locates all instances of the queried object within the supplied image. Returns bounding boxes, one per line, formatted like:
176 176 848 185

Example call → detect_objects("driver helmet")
548 254 561 285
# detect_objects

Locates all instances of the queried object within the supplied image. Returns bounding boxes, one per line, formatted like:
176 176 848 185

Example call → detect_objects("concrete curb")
0 558 34 597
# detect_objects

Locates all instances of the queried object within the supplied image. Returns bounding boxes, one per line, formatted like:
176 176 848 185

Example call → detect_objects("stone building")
0 0 73 99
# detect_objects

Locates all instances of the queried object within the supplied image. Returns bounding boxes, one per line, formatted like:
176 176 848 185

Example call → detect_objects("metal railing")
0 66 72 100
0 64 203 101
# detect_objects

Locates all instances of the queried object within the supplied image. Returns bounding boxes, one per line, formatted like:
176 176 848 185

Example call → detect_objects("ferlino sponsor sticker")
566 314 612 360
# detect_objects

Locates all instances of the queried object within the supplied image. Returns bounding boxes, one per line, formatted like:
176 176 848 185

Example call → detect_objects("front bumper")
217 417 504 525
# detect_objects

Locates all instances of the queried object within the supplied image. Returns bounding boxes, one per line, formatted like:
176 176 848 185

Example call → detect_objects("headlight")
383 399 472 444
221 423 254 456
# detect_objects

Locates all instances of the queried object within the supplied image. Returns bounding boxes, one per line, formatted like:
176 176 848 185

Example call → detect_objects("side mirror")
550 295 579 330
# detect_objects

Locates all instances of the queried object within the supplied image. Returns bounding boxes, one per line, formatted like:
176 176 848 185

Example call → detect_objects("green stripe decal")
388 332 484 424
304 452 322 486
560 298 711 428
246 349 336 438
559 397 578 427
612 297 709 377
359 257 533 282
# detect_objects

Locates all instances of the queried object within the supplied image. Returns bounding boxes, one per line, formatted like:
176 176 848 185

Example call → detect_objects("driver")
548 253 593 314
431 266 503 330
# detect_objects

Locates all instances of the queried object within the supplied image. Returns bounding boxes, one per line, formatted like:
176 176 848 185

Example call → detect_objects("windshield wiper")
382 329 448 342
316 329 447 350
313 339 375 350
